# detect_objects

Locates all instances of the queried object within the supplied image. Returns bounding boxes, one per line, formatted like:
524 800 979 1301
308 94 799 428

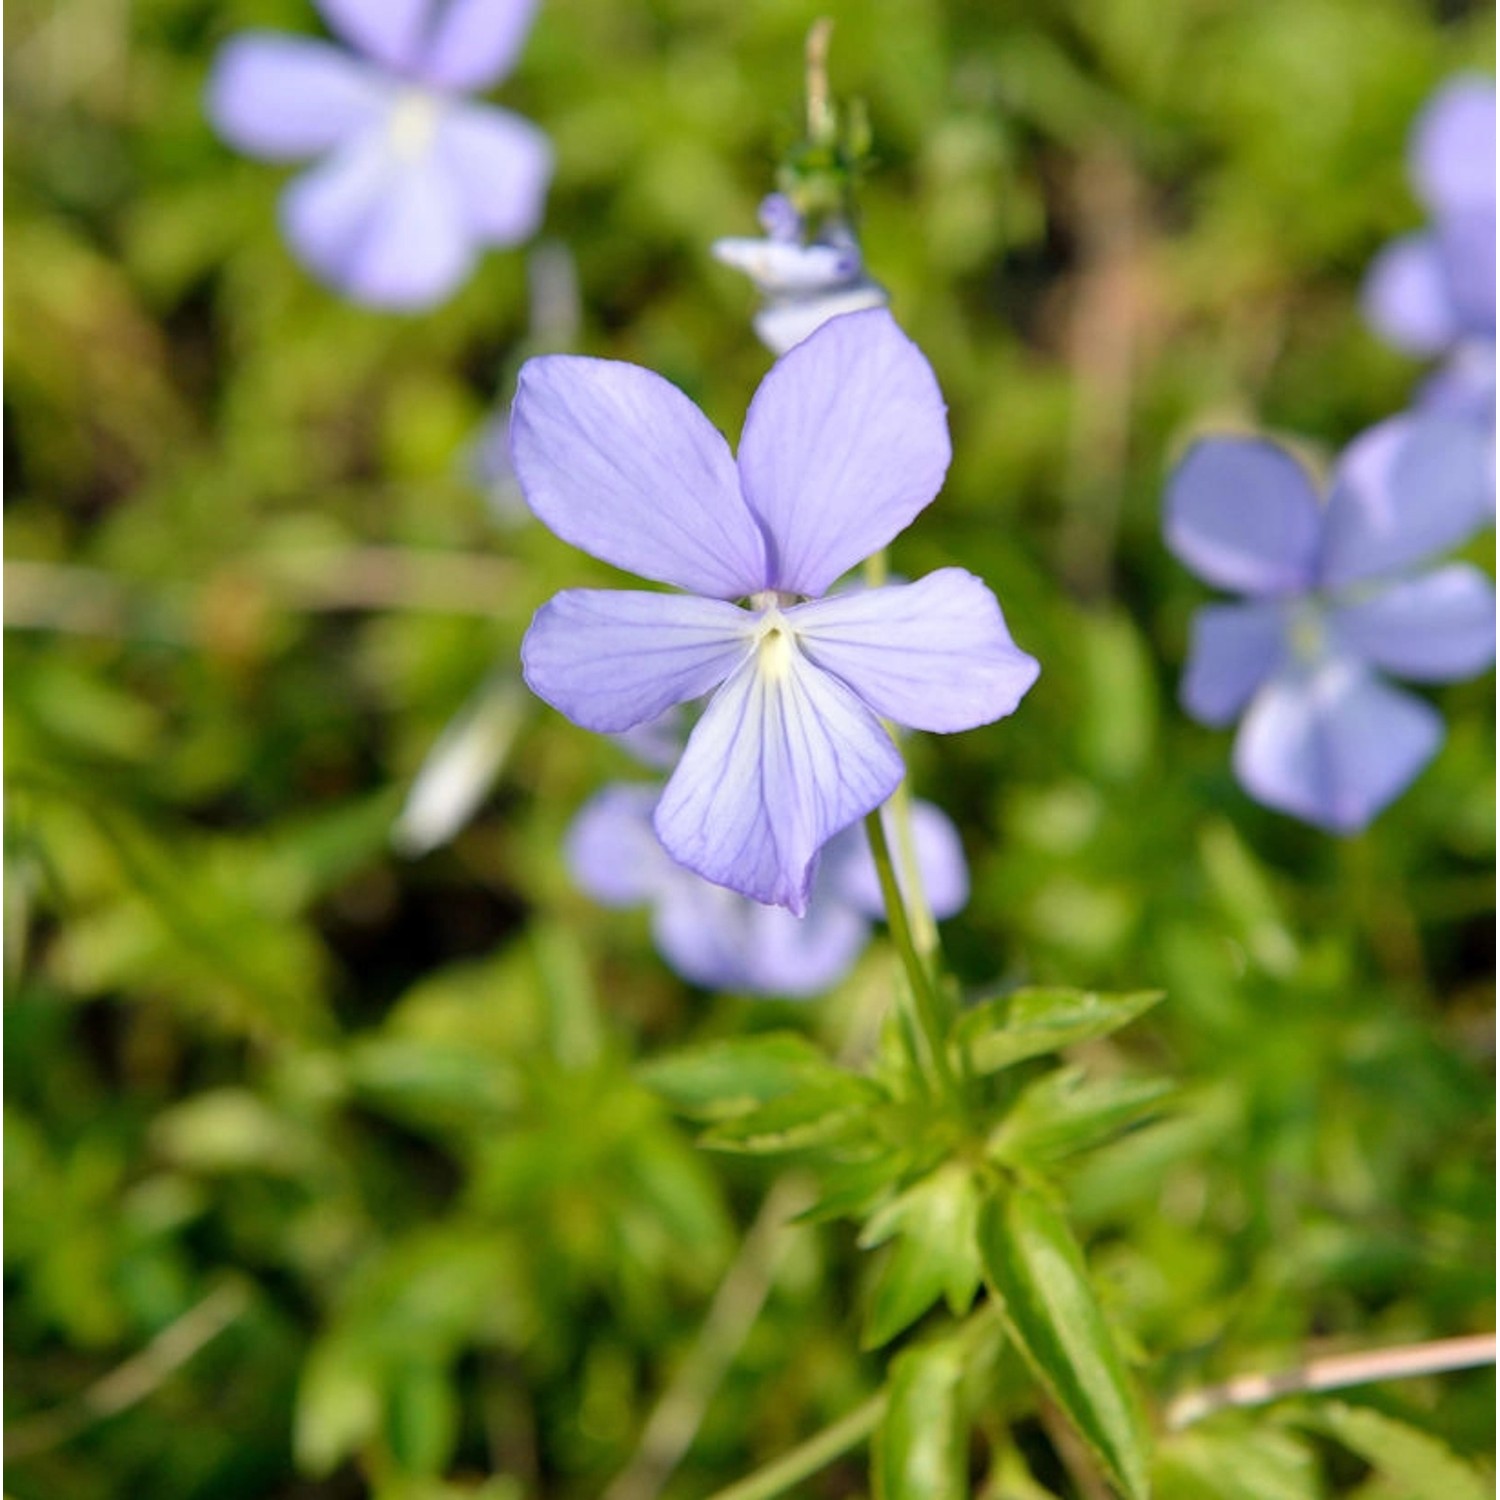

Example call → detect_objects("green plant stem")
704 1392 886 1500
865 806 958 1099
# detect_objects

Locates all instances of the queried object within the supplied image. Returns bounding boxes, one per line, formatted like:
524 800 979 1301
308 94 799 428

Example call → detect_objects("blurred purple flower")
515 309 1039 913
713 197 889 355
208 0 552 309
568 784 967 996
1166 415 1495 832
1362 76 1495 433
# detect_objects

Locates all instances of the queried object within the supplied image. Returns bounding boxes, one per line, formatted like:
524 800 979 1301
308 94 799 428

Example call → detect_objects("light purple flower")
1362 77 1495 432
568 784 968 996
208 0 552 309
713 198 889 355
515 309 1039 913
1166 414 1495 832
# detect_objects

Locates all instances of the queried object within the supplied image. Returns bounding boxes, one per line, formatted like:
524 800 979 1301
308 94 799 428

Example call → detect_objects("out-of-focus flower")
1363 77 1495 434
1166 415 1495 832
568 784 967 996
713 195 889 354
209 0 552 309
514 308 1039 912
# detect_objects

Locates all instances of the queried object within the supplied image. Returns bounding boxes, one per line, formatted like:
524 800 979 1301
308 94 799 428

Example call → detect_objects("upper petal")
1163 436 1322 596
432 101 552 245
1328 564 1496 682
521 589 751 733
1361 233 1461 356
566 783 676 907
1318 413 1494 588
416 0 540 91
1411 76 1496 218
207 33 388 161
653 647 904 914
736 309 952 596
1233 660 1442 833
315 0 430 73
789 569 1039 732
1180 598 1288 727
280 127 476 308
825 799 971 922
510 355 769 596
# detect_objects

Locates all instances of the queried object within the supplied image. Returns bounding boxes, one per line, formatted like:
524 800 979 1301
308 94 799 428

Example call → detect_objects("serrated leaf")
954 988 1163 1075
1154 1424 1323 1500
1296 1400 1489 1500
979 1184 1150 1500
873 1339 969 1500
989 1068 1174 1165
638 1033 844 1119
860 1163 982 1348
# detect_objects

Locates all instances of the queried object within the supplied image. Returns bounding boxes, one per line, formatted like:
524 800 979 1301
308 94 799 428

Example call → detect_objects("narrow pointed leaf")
989 1069 1174 1165
638 1033 843 1118
873 1340 969 1500
1296 1401 1488 1500
955 988 1164 1075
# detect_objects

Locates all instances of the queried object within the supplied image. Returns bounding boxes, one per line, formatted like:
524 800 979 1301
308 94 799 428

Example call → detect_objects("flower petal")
826 799 970 921
432 102 552 245
566 783 675 907
790 569 1039 732
315 0 430 73
280 129 476 308
1361 233 1461 356
1233 660 1442 833
1437 208 1496 335
1163 437 1321 596
1318 413 1494 588
416 0 539 91
1328 564 1496 682
653 879 869 997
712 238 860 294
653 649 904 914
207 34 388 161
1411 76 1496 218
752 282 891 358
522 589 751 733
736 308 952 595
1180 599 1288 727
1418 341 1497 427
510 355 769 596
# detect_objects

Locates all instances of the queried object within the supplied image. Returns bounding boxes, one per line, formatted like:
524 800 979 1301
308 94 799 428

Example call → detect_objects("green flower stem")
703 1392 886 1500
865 805 958 1100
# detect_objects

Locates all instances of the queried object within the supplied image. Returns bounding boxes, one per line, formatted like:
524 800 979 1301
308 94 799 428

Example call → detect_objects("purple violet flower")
1166 414 1495 832
713 197 889 355
208 0 553 309
568 784 968 997
1362 76 1496 432
514 308 1039 913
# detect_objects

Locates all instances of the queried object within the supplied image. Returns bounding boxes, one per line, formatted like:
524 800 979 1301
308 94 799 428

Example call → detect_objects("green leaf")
638 1033 845 1118
873 1339 969 1500
699 1073 882 1155
954 988 1163 1075
1295 1401 1489 1500
1154 1424 1322 1500
988 1068 1174 1165
978 1183 1150 1500
295 1338 382 1477
386 1361 460 1477
860 1162 982 1348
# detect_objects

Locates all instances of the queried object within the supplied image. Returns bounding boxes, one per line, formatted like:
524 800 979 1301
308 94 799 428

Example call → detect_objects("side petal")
280 131 476 308
1163 436 1322 596
510 356 769 597
653 650 904 914
1328 564 1496 682
315 0 430 73
1318 413 1494 588
712 238 861 295
653 880 870 997
789 569 1040 733
416 0 540 91
736 308 952 596
1180 599 1288 727
1233 661 1442 834
207 34 389 161
432 102 553 246
1361 233 1461 356
827 799 970 922
566 784 674 907
521 589 751 734
1411 76 1496 218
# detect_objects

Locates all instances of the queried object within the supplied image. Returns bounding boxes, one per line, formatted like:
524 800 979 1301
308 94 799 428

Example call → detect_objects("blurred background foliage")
4 0 1495 1495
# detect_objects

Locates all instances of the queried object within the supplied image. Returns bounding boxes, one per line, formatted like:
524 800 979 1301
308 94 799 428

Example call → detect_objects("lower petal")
1233 661 1442 833
654 650 904 914
1329 564 1496 682
1181 599 1287 727
433 103 553 247
522 589 751 733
